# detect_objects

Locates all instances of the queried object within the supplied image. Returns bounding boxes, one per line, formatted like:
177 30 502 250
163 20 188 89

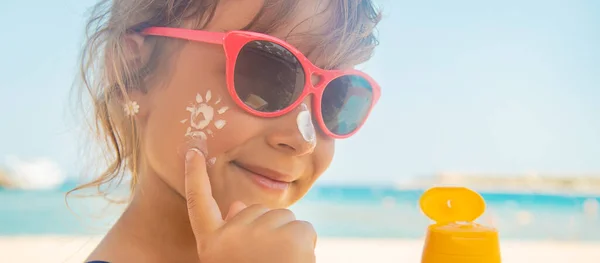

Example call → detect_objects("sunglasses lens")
321 75 374 136
234 40 305 112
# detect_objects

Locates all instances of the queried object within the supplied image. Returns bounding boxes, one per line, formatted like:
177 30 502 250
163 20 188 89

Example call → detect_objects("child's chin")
217 190 291 210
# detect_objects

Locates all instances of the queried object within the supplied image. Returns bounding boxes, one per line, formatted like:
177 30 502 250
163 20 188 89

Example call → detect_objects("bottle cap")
420 187 501 263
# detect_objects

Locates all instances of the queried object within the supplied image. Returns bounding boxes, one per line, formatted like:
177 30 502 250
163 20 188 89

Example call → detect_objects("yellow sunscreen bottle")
420 187 501 263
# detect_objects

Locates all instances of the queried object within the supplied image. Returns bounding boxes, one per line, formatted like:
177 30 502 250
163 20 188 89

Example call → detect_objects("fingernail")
179 138 208 158
186 148 199 162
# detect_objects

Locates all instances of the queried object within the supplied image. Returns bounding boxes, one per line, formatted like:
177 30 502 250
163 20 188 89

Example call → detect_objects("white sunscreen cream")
296 103 317 146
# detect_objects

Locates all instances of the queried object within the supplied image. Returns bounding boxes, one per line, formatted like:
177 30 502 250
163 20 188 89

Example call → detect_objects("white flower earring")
123 100 140 117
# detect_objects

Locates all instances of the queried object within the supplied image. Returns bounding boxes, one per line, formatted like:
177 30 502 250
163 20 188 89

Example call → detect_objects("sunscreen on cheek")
180 90 229 167
181 90 229 140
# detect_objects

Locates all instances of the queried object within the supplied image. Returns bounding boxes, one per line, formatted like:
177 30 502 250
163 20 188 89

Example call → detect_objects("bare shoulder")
85 229 150 263
84 234 122 263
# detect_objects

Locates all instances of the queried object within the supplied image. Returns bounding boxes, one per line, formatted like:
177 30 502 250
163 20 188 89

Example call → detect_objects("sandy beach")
1 236 599 263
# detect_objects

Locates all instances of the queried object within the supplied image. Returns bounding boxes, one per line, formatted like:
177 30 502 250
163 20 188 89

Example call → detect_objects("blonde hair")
70 0 381 200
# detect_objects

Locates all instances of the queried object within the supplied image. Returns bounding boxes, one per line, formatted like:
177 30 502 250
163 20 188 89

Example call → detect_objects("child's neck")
96 166 199 262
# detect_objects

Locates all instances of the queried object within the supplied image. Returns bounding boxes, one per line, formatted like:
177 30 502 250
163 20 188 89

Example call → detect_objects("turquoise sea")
1 183 599 241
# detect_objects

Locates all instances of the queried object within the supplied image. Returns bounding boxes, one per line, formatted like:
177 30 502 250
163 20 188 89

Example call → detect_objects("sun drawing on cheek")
180 90 229 140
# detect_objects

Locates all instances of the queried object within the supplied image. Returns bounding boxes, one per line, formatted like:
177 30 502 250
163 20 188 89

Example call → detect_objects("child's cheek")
179 89 230 164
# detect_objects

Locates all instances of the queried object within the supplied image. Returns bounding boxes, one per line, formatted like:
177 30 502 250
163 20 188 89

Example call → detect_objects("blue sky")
1 0 599 184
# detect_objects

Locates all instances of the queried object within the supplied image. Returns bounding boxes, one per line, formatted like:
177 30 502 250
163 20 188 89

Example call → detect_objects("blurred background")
1 0 599 262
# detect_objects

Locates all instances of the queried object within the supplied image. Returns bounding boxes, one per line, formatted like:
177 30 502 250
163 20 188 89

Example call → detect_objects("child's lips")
246 172 290 191
231 161 293 192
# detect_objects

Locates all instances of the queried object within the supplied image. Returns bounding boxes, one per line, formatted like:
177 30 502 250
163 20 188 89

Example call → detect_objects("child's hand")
184 148 317 263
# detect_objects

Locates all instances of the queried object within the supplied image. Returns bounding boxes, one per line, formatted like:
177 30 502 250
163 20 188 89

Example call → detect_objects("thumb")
224 201 247 221
185 147 224 237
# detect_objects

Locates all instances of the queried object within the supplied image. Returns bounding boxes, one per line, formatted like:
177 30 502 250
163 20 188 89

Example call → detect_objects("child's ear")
123 33 152 118
123 33 149 74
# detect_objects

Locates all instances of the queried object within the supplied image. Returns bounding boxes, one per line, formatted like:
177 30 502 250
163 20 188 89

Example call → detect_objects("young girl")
77 0 381 262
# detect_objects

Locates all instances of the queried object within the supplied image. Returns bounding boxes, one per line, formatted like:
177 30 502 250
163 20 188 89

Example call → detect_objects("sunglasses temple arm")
142 27 225 45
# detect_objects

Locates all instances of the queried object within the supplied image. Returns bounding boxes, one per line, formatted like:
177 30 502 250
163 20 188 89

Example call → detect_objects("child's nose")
264 103 317 156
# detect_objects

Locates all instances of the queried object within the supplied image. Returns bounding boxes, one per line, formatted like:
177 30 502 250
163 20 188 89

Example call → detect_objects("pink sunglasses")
142 27 381 138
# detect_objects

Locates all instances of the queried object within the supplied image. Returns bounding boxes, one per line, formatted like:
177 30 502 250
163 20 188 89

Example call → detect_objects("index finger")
185 148 224 236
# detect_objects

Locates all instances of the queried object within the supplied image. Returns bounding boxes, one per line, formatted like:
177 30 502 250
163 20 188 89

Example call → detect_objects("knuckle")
248 203 268 211
269 208 296 220
293 220 316 233
248 223 264 238
281 220 316 244
247 204 270 214
186 192 198 210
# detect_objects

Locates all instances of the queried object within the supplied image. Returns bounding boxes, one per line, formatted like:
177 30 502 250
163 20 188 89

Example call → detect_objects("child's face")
137 0 340 210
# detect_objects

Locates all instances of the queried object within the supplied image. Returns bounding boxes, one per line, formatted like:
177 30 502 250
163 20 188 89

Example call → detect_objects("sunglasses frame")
141 27 381 139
